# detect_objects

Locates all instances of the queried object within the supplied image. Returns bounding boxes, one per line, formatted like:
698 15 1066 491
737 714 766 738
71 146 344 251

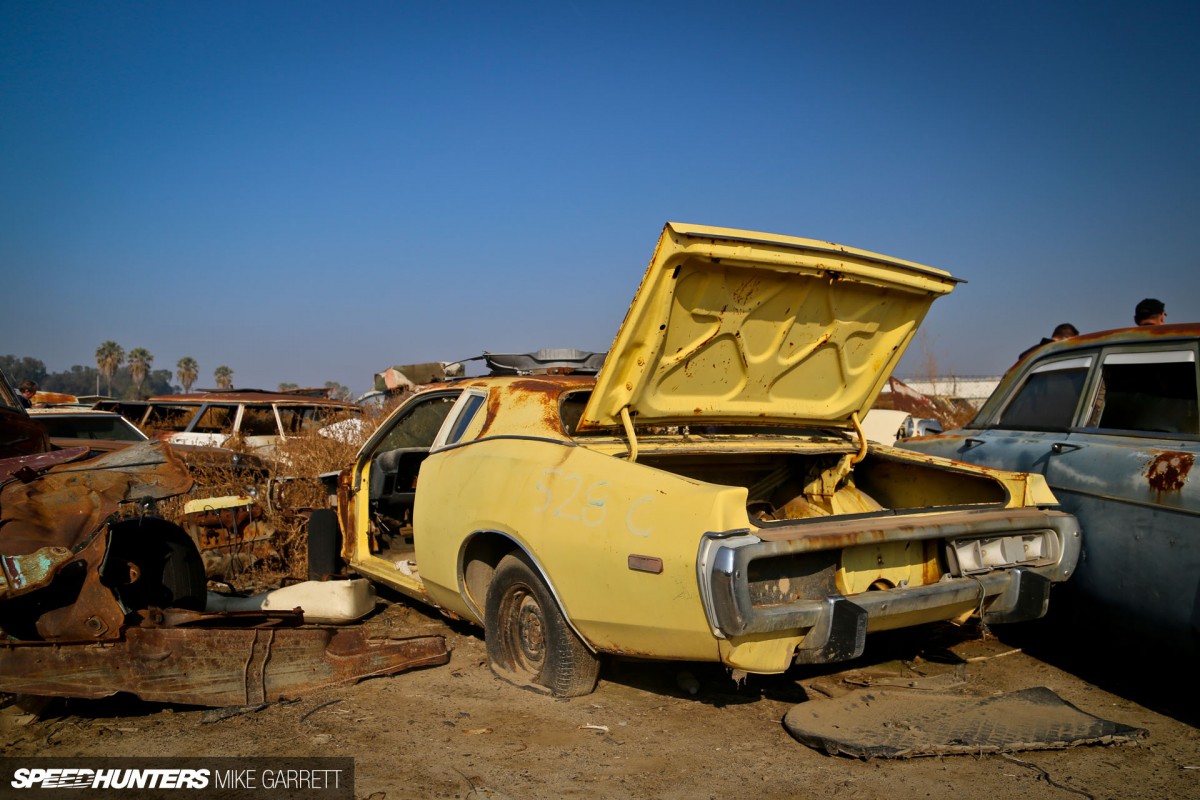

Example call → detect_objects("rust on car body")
0 626 449 707
0 447 89 482
0 442 194 565
151 389 357 406
475 375 591 440
1010 322 1200 369
0 441 450 707
1146 450 1194 494
180 497 278 579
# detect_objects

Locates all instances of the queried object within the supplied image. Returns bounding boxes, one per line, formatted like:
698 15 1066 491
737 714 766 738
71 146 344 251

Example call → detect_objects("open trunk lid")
579 223 960 431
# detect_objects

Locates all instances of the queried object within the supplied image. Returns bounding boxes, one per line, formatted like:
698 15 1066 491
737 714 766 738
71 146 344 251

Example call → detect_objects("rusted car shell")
1 442 194 577
0 441 448 705
160 390 361 455
151 390 359 407
902 323 1200 652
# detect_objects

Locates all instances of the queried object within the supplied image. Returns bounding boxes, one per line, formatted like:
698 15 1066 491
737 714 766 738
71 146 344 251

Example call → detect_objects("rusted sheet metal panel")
0 546 72 594
31 532 127 640
0 446 89 483
147 391 358 409
753 507 1073 549
29 391 80 406
0 442 191 585
181 497 278 579
475 375 591 439
0 628 449 707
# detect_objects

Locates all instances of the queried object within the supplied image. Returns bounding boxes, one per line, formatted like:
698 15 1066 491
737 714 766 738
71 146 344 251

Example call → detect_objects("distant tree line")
2 341 224 400
4 343 343 401
1 353 177 399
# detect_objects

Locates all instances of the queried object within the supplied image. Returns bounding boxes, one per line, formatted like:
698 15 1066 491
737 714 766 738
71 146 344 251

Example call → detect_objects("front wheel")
484 552 600 697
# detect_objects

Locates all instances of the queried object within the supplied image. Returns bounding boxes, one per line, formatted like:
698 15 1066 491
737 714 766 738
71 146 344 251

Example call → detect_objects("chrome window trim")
432 388 488 451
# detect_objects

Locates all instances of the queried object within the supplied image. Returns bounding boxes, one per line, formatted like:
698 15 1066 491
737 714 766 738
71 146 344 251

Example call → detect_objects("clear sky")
3 1 1197 395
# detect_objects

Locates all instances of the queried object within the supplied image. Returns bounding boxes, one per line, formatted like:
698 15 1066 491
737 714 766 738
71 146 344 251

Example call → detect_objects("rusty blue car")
902 324 1199 654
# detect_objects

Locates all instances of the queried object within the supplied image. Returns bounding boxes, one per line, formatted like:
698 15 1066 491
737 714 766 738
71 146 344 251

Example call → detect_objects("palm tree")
214 365 234 390
176 356 199 393
128 348 153 398
95 341 125 397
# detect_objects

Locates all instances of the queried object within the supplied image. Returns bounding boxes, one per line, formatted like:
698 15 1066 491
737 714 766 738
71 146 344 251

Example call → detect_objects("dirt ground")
3 589 1197 800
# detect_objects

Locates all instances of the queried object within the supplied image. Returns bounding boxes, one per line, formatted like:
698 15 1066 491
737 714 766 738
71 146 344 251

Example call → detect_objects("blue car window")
445 393 486 445
1087 354 1198 435
998 367 1089 430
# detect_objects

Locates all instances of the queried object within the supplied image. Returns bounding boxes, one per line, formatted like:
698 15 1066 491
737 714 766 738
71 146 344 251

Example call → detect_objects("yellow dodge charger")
311 223 1080 696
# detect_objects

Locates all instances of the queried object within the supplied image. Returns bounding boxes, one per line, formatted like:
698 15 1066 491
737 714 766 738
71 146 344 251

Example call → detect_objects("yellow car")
313 223 1080 696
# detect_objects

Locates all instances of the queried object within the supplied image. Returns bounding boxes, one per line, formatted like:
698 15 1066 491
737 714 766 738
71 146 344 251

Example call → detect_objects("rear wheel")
484 552 599 697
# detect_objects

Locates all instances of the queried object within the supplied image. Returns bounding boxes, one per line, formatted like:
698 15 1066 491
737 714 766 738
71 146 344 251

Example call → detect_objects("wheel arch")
458 530 597 654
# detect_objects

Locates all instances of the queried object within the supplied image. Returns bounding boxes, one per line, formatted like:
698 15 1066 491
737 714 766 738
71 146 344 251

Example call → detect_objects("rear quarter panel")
413 437 750 661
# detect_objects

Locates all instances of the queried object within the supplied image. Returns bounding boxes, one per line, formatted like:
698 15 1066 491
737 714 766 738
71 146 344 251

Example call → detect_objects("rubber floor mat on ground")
783 686 1147 759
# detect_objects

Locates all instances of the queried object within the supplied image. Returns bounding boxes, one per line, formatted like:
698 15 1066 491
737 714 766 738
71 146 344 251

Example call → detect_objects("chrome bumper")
696 508 1081 663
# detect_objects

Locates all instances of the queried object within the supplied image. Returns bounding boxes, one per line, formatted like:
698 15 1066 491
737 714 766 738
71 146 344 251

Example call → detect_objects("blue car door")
1039 345 1200 640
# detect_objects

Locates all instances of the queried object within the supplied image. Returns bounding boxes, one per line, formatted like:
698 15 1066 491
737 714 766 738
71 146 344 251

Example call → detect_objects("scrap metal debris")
0 441 450 708
783 686 1147 759
0 626 450 707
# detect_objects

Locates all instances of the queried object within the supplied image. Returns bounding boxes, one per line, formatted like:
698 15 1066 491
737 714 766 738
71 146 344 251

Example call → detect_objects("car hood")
579 223 960 431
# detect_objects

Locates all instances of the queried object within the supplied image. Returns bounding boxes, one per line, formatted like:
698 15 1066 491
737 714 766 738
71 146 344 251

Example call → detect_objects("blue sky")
2 1 1197 394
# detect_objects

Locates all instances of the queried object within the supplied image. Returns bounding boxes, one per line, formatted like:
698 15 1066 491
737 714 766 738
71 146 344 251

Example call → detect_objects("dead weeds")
155 417 382 591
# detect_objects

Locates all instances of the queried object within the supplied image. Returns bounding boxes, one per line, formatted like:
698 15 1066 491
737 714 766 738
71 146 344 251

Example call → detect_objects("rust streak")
1146 450 1194 494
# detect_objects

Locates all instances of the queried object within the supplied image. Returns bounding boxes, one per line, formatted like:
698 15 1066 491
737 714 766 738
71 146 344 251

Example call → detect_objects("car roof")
145 390 357 408
1017 323 1200 365
29 408 129 417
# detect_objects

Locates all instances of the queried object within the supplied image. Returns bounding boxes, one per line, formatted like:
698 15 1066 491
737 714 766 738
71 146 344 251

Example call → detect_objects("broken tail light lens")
947 531 1060 575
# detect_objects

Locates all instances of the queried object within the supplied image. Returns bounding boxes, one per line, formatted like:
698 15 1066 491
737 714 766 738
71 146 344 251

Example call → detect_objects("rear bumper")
696 507 1080 663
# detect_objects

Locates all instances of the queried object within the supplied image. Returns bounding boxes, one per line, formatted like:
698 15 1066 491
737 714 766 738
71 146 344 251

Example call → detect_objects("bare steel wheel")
484 552 600 697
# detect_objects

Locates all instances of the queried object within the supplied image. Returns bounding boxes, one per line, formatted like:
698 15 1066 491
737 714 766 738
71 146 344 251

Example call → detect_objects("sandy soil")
3 591 1197 800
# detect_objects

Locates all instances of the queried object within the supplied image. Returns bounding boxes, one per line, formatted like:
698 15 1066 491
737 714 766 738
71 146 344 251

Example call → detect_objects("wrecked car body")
0 442 447 706
162 390 361 457
901 324 1200 654
179 494 279 578
96 398 204 438
315 222 1081 697
29 407 268 475
28 406 276 579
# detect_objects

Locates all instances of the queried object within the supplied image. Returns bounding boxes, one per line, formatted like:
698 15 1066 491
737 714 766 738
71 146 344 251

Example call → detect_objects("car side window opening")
190 405 236 434
240 406 279 437
42 416 145 442
443 392 487 447
1085 350 1199 435
375 393 462 452
996 357 1092 431
143 405 201 434
560 391 591 436
367 392 463 558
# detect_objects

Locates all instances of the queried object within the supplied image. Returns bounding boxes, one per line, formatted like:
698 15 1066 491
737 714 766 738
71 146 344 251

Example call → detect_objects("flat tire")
484 552 599 697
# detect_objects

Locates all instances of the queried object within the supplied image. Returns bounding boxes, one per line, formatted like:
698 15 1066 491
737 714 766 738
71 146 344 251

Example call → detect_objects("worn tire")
307 509 343 581
106 519 206 612
156 533 207 611
484 552 600 697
